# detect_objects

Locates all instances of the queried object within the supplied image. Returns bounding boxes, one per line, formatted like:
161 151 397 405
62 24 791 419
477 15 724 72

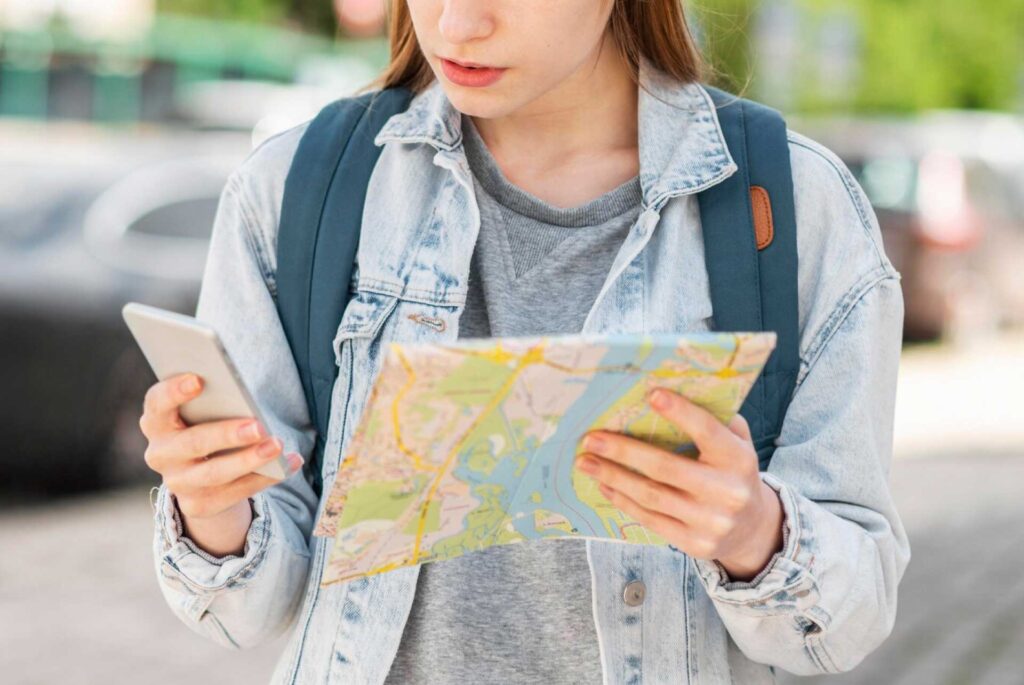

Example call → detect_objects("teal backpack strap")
275 87 414 496
697 85 800 470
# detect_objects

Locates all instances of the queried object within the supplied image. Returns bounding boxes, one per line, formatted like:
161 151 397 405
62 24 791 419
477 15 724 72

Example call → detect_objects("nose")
438 0 495 44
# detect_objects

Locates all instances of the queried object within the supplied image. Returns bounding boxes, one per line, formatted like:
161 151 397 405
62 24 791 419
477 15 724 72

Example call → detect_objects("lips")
439 57 507 88
445 57 492 69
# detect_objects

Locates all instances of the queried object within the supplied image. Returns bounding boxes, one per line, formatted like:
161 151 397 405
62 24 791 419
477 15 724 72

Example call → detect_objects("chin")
425 67 520 116
433 77 525 119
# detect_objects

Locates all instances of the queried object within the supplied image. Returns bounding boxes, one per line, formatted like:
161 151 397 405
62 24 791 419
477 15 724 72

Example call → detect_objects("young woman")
139 1 909 682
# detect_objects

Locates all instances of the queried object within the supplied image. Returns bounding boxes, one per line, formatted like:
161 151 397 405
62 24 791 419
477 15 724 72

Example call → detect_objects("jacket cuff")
153 484 272 595
692 473 824 619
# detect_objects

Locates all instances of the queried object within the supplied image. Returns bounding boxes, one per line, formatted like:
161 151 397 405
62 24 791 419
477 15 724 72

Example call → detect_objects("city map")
314 332 775 586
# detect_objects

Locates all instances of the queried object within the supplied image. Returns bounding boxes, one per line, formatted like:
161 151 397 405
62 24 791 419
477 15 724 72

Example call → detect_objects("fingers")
168 417 270 461
594 482 715 557
579 430 710 493
576 452 701 523
145 417 271 473
138 372 306 524
168 439 300 491
647 388 732 452
139 373 203 437
727 412 752 442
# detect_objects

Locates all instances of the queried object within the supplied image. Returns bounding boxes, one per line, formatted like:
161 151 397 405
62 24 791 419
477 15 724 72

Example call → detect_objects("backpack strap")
276 87 414 496
697 85 800 470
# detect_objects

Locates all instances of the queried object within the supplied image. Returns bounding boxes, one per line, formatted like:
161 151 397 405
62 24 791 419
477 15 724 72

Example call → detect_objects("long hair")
362 0 708 95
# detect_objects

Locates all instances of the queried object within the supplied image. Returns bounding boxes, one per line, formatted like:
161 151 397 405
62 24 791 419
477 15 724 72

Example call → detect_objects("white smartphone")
121 302 288 480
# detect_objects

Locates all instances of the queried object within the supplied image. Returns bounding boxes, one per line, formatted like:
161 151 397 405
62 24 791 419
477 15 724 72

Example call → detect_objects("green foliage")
689 0 757 95
156 0 337 35
849 0 1023 113
692 0 1023 113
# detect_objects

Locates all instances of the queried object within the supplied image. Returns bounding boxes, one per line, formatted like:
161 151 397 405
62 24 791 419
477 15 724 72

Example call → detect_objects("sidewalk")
893 333 1024 460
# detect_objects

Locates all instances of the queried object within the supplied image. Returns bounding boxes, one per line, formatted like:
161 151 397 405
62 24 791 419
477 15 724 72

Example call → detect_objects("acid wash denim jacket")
151 55 910 684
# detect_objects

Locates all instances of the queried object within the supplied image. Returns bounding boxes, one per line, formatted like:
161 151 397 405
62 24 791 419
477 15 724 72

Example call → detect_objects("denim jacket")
152 55 910 684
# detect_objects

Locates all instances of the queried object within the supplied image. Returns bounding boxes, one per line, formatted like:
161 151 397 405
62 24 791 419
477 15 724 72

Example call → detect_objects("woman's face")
406 0 618 118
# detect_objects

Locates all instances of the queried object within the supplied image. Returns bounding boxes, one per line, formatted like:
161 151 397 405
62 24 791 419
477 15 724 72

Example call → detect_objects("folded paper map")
314 332 775 586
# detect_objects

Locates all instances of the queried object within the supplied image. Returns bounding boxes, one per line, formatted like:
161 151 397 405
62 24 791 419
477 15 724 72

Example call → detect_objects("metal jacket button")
623 580 646 606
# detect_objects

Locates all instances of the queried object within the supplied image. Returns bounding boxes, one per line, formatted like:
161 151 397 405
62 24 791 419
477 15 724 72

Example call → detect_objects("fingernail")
258 438 280 458
583 434 606 455
241 421 266 441
287 453 305 472
180 375 200 394
576 456 598 474
648 388 670 410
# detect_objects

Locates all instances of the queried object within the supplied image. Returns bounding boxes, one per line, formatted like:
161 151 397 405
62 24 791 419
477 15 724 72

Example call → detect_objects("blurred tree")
287 0 338 35
848 0 1023 113
692 0 1023 113
156 0 338 35
689 0 757 94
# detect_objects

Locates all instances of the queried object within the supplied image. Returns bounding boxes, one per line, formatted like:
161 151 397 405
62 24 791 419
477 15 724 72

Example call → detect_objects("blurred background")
1 1 1021 683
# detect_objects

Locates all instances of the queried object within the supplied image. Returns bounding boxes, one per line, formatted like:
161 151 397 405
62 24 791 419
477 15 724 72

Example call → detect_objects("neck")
468 31 638 178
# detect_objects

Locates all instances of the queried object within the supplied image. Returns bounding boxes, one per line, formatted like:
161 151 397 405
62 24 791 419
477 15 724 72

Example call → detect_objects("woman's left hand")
575 387 784 582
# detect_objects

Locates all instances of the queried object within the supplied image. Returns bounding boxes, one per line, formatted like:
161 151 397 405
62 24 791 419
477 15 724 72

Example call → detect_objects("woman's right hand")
139 372 303 557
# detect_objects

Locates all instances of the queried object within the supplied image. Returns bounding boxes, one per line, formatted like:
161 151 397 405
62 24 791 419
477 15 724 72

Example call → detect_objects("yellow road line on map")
452 348 662 377
392 349 440 473
409 342 546 564
448 343 519 365
716 334 742 378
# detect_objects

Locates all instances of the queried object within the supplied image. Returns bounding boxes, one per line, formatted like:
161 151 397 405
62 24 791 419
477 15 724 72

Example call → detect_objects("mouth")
440 56 498 69
438 57 507 88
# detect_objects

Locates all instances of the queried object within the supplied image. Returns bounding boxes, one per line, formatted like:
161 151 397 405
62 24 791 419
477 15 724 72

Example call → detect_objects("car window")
849 157 919 212
964 162 1021 221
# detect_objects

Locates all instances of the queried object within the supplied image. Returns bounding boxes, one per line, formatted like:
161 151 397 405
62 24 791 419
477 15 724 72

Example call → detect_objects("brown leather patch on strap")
750 185 774 250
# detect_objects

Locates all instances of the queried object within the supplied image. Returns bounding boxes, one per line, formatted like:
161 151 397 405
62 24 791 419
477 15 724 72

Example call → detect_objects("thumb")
727 412 752 442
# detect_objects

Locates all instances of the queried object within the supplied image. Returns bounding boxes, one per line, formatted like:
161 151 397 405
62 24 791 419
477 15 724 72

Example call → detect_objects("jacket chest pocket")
323 288 460 483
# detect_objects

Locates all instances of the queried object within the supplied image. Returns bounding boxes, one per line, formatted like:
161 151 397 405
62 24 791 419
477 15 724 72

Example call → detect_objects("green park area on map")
313 332 775 586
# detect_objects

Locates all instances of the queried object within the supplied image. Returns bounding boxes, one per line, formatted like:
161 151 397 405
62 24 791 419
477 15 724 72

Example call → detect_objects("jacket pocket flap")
332 290 398 361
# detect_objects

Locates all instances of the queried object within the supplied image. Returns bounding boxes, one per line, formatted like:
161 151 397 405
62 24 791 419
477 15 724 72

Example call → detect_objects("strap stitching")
735 101 768 441
304 100 372 436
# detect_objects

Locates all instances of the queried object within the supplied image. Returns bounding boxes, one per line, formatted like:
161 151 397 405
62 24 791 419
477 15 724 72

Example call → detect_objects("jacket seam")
287 345 356 683
804 641 829 673
786 132 889 270
695 83 738 174
797 268 897 389
355 277 466 307
228 173 279 297
204 610 243 650
807 633 841 674
286 536 330 684
684 558 697 683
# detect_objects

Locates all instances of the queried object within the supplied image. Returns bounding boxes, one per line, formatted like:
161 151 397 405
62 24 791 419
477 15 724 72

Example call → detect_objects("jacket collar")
374 54 737 209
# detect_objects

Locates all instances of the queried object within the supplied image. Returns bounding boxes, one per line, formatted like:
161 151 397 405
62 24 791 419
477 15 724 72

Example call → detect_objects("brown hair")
363 0 708 95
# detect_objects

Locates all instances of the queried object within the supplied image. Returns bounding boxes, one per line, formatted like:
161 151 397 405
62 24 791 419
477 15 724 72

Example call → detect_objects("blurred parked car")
0 120 251 492
793 112 1024 341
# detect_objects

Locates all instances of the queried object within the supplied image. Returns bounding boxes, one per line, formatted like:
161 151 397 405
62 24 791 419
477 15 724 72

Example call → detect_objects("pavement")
2 334 1022 684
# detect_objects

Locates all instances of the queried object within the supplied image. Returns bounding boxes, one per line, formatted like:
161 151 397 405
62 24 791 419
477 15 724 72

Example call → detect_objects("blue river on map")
447 334 745 543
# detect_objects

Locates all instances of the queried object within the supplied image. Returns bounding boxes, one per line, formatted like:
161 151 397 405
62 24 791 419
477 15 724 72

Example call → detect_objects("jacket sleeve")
151 169 320 649
692 134 911 674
